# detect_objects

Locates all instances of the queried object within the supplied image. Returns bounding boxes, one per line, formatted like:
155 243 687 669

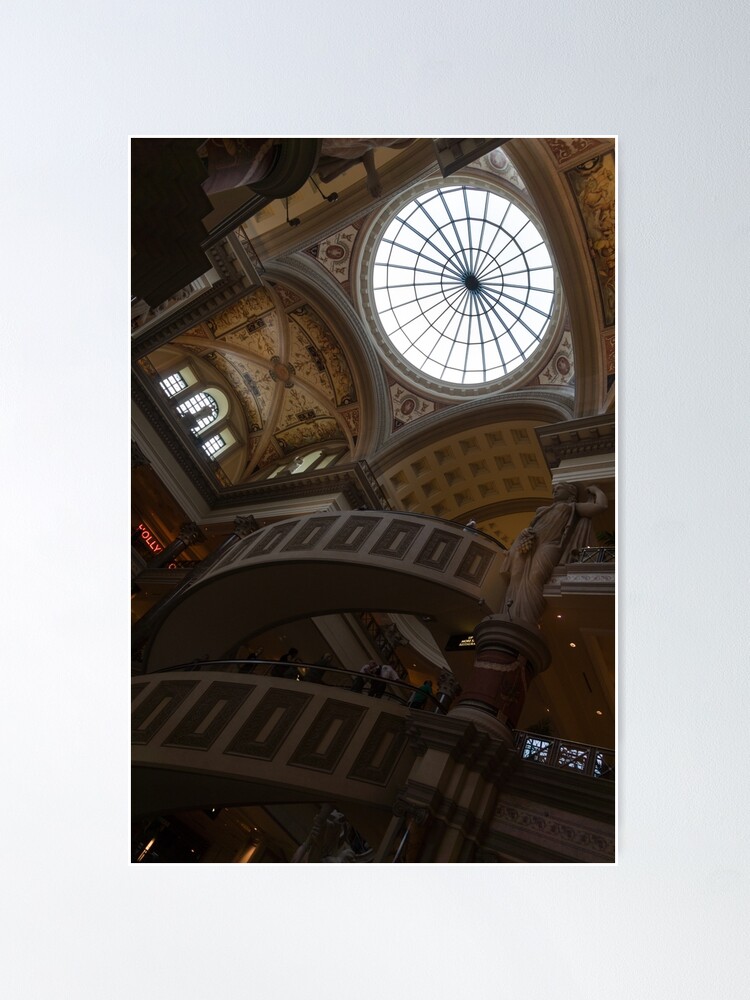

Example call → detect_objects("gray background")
3 2 747 997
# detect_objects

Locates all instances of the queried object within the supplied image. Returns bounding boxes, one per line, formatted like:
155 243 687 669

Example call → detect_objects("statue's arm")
574 485 608 519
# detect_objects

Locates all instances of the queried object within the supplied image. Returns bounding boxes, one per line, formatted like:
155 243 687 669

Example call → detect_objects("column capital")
177 522 204 546
232 515 259 538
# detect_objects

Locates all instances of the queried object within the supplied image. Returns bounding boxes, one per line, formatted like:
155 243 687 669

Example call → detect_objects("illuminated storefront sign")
444 634 477 651
135 522 163 554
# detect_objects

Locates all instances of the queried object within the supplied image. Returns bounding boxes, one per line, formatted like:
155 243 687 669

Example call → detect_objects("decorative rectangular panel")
244 521 299 557
224 688 312 761
348 713 407 785
369 518 422 560
131 680 199 745
162 681 256 750
454 541 495 586
415 528 461 573
282 516 336 552
325 515 379 552
131 682 148 702
287 699 367 772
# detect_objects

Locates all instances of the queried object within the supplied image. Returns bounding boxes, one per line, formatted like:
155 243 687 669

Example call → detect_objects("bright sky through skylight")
373 186 555 384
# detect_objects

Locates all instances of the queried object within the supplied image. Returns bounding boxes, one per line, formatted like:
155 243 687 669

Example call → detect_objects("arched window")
176 392 219 433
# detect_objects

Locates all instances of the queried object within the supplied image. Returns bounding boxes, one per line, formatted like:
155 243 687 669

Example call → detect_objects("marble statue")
497 482 608 627
291 804 361 863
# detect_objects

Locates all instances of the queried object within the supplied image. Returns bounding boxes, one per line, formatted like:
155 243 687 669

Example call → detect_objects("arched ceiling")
133 137 614 537
142 280 363 481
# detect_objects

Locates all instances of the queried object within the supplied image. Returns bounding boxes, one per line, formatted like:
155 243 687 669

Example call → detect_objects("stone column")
391 712 517 862
448 616 551 744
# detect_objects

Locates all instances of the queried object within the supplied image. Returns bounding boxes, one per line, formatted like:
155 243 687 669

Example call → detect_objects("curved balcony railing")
513 730 615 779
149 658 448 713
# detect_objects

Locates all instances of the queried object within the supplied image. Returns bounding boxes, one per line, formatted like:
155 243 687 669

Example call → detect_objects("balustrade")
513 729 614 779
570 546 615 564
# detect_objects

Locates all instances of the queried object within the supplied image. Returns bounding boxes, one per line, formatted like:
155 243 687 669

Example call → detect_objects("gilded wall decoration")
603 330 615 375
567 152 615 326
389 382 436 430
269 280 302 309
222 315 280 358
276 417 343 454
289 334 337 402
205 352 267 429
290 306 356 405
137 356 159 378
276 385 329 431
545 137 612 167
256 442 283 471
269 356 296 388
205 286 276 337
341 406 360 440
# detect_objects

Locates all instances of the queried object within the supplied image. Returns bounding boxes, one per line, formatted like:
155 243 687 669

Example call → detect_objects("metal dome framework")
371 185 555 386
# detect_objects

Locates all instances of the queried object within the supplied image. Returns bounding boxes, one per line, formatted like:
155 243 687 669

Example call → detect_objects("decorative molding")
131 274 253 360
131 680 199 744
414 528 461 573
348 713 408 785
162 681 255 750
287 699 367 772
535 413 615 469
370 518 422 560
224 688 312 761
544 137 614 170
494 801 615 860
244 520 299 556
281 515 337 552
324 514 380 553
454 541 495 586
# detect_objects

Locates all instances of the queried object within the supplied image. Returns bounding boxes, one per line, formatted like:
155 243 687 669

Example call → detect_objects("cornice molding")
536 412 615 469
131 270 253 360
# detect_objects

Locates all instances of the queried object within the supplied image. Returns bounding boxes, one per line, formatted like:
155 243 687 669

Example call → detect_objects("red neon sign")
137 522 163 554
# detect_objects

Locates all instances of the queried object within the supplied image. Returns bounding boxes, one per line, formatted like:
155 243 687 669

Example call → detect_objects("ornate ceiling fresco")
140 280 360 483
542 137 615 388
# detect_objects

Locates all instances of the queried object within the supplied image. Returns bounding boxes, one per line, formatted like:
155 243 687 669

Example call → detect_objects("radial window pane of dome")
177 392 219 432
372 186 555 384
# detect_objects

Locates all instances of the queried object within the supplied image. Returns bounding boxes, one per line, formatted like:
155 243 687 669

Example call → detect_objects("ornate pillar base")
448 617 551 743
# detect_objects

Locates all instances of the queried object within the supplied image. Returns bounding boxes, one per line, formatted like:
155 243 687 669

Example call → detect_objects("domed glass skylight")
372 186 555 384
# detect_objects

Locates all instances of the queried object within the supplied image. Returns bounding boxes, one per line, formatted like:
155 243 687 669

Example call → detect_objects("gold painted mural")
144 279 361 486
567 152 615 327
545 137 611 168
